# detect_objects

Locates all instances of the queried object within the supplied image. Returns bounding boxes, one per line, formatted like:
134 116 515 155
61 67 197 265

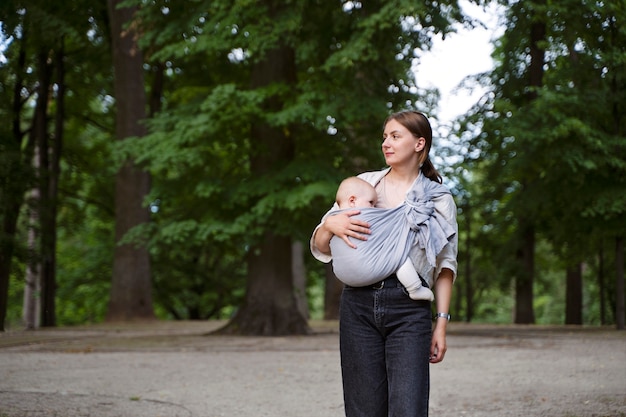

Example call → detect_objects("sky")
413 1 504 127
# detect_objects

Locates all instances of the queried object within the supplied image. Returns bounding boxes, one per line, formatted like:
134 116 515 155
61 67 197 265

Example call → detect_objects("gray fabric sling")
330 174 456 286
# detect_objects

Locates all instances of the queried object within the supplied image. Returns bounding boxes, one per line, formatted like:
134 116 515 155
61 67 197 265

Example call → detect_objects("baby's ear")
348 195 357 207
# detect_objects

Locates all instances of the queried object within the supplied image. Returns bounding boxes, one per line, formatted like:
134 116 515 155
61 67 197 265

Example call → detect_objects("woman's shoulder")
356 168 390 185
434 191 457 218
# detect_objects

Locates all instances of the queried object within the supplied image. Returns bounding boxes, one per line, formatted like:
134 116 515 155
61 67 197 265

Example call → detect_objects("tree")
462 0 548 324
459 0 626 326
105 0 154 321
0 0 73 329
218 17 308 333
0 29 34 331
118 0 466 334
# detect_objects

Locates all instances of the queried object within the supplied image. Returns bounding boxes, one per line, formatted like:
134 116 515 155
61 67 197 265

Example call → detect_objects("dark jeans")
340 276 432 417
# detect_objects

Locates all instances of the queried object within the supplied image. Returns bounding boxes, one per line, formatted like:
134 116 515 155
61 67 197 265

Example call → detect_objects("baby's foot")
408 286 435 301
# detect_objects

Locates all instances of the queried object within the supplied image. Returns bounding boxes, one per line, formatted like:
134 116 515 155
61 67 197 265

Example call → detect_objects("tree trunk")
106 0 154 321
40 45 66 327
464 203 473 322
598 242 606 325
514 2 545 325
33 50 56 327
616 236 625 330
565 263 583 324
292 241 309 319
220 233 310 335
38 46 66 328
219 13 309 334
0 206 20 331
0 42 31 332
515 222 535 324
23 182 41 330
148 62 165 117
324 263 342 320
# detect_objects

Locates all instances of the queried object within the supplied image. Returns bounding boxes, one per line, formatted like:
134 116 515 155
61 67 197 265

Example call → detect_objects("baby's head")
335 177 378 209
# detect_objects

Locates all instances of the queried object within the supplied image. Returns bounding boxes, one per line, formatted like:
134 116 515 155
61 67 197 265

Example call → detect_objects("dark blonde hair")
383 111 442 184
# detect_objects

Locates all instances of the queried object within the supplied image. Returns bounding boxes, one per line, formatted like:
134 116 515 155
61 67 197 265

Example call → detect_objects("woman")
310 111 458 417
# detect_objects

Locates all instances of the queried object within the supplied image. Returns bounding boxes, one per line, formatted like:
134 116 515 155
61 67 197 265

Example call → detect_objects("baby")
330 176 434 301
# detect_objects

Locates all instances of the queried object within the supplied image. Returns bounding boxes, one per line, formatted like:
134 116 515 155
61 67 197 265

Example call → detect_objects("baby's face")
353 190 377 208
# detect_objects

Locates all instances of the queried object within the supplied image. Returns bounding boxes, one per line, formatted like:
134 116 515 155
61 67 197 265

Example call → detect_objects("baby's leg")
396 260 434 301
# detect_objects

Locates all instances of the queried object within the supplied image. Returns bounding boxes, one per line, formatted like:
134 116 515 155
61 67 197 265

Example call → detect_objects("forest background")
0 0 624 334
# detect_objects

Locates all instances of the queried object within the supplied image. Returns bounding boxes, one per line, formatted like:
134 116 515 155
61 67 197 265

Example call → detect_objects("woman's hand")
325 210 371 249
429 323 447 363
314 210 371 254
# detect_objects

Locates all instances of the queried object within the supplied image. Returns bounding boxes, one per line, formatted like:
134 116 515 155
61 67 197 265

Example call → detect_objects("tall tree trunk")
514 2 545 325
565 263 583 324
106 0 154 321
616 237 625 330
0 42 31 332
33 50 56 327
40 45 66 327
219 18 309 334
608 16 624 331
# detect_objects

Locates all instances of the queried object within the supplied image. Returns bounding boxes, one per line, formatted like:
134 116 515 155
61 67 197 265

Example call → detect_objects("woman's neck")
386 166 420 185
379 167 420 208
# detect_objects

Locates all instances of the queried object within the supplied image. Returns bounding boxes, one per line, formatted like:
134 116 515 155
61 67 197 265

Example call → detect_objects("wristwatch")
434 312 451 320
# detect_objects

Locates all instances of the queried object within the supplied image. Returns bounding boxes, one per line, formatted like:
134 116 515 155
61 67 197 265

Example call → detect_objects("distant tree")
464 0 547 324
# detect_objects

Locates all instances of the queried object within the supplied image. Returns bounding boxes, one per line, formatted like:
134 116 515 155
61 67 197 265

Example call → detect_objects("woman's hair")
383 111 442 184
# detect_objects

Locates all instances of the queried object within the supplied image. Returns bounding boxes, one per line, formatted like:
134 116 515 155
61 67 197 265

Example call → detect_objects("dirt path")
1 321 624 417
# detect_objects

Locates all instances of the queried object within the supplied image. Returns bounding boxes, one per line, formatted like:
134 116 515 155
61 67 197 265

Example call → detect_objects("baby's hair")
335 176 375 205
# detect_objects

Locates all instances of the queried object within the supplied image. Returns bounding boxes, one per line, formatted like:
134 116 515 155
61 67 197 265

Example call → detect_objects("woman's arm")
434 193 459 281
430 267 453 364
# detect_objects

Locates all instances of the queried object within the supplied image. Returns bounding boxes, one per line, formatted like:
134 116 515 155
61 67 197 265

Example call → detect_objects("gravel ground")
0 321 624 417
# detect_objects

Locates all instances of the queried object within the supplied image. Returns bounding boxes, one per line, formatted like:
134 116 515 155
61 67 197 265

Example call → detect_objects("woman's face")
382 119 425 167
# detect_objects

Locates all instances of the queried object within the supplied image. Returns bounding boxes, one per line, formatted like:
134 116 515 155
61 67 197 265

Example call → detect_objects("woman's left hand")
429 323 447 363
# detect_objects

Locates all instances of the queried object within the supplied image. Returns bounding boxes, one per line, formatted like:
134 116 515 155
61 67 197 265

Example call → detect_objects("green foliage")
101 0 469 325
453 0 626 324
12 0 622 327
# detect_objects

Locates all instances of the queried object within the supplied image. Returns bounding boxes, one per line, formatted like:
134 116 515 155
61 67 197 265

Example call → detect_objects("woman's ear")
415 137 426 152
